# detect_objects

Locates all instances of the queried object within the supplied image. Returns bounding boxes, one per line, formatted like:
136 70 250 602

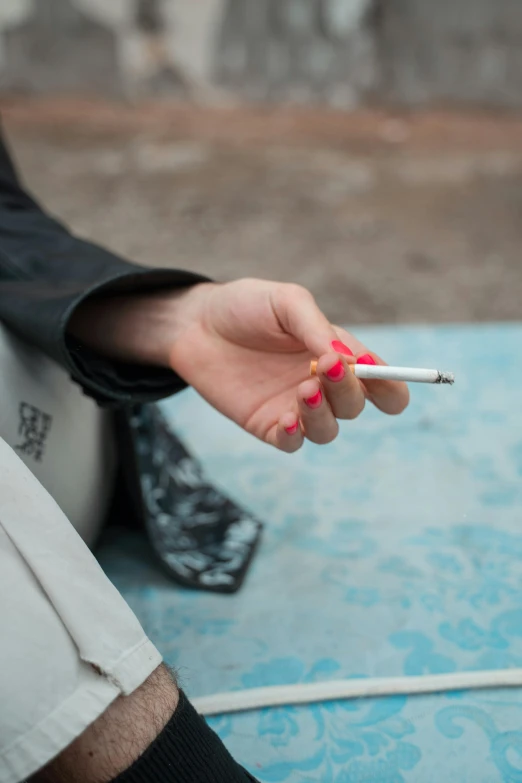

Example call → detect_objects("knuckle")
283 282 314 304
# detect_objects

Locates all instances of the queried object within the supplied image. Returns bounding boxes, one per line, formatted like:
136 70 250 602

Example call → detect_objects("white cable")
192 669 522 716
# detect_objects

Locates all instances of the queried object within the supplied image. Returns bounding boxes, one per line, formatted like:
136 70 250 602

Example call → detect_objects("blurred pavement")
4 98 522 325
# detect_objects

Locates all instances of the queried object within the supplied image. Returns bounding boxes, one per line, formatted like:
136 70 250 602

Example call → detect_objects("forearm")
68 282 215 369
0 130 213 404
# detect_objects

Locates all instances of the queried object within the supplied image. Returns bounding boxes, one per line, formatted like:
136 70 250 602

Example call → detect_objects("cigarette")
351 365 455 384
309 361 454 384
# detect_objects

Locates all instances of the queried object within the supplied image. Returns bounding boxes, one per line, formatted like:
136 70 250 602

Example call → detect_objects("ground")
3 97 522 324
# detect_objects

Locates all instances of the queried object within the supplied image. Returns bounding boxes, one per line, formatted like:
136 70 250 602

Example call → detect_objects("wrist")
148 282 216 368
68 282 216 368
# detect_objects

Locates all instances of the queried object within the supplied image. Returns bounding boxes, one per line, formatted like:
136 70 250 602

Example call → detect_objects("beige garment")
0 323 162 783
0 322 116 546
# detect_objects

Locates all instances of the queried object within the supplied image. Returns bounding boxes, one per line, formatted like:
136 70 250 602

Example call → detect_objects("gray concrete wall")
377 0 522 108
0 0 521 109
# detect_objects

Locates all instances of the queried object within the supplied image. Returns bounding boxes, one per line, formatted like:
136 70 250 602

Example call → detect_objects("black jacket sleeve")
0 129 209 407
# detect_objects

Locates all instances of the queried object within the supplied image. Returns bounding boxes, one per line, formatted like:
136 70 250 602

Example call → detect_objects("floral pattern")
128 404 262 592
99 325 522 782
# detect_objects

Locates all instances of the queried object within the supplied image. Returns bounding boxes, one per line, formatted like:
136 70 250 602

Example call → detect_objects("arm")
71 278 410 452
0 128 209 406
0 127 408 446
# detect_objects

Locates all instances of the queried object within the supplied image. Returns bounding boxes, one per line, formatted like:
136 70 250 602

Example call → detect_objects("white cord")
192 669 522 716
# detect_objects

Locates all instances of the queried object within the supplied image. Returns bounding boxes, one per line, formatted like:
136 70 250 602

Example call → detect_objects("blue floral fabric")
99 324 522 783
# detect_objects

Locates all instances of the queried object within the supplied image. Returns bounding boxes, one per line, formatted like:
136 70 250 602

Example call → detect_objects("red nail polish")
331 340 354 357
305 390 322 409
285 422 299 435
357 354 377 365
326 360 345 382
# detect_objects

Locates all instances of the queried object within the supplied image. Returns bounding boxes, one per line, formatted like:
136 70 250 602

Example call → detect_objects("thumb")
271 284 340 357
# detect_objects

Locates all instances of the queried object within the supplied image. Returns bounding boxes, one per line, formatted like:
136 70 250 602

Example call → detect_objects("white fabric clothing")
0 322 116 546
0 323 162 783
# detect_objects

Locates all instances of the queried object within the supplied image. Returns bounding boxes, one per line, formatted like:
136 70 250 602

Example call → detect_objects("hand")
71 279 409 451
167 280 409 451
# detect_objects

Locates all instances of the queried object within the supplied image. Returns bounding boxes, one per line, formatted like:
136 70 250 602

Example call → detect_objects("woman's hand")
70 278 409 451
167 280 409 451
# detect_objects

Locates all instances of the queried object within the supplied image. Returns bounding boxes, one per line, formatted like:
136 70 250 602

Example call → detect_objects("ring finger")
297 378 338 445
316 352 365 420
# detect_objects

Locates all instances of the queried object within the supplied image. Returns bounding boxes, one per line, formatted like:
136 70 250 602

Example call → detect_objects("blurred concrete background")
3 0 522 107
1 0 522 324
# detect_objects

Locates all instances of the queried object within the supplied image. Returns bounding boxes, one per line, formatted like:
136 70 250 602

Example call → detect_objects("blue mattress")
99 324 522 783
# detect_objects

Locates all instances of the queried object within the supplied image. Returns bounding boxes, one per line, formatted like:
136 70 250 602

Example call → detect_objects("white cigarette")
350 365 455 384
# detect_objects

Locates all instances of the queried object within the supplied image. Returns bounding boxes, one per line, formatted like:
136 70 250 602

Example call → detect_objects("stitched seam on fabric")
81 636 154 684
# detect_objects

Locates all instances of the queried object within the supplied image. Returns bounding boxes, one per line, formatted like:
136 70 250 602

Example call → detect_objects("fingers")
333 328 410 416
271 348 408 453
274 413 304 453
270 284 338 358
265 291 409 452
353 351 410 415
315 353 365 420
281 362 364 451
270 287 410 418
297 379 339 445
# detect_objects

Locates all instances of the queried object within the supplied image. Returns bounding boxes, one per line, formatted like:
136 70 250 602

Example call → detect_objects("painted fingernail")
326 360 345 382
285 422 299 436
357 354 377 365
305 390 323 409
331 340 354 357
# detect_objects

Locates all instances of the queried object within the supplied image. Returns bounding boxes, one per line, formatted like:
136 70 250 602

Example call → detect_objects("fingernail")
331 340 354 357
357 354 377 365
285 422 299 436
305 390 323 409
326 360 345 382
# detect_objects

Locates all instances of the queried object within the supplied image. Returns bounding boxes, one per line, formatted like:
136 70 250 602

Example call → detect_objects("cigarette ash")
435 371 455 385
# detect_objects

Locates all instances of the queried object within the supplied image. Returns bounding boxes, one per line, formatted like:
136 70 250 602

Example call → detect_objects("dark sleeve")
0 129 210 407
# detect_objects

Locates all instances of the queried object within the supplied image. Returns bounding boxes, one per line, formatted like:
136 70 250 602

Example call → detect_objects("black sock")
110 690 259 783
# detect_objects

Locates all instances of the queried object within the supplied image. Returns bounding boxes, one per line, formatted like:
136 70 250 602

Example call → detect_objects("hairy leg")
32 665 179 783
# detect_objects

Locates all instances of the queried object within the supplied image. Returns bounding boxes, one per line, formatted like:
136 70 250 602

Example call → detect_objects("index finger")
333 327 410 416
271 284 339 357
